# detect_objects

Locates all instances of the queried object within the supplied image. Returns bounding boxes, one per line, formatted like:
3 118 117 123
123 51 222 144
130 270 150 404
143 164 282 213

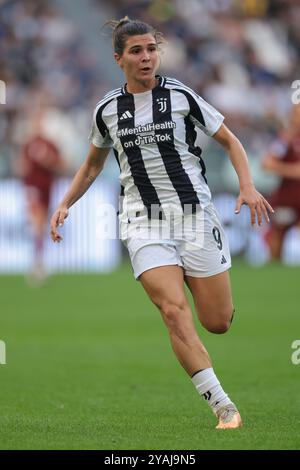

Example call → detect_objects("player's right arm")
50 144 110 242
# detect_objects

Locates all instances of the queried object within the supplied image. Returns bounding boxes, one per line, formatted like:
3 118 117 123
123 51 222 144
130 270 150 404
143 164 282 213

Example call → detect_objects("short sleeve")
182 89 224 137
88 105 113 148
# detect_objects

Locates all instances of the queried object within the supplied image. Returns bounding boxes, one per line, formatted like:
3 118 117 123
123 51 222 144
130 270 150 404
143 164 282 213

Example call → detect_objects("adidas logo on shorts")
221 255 227 264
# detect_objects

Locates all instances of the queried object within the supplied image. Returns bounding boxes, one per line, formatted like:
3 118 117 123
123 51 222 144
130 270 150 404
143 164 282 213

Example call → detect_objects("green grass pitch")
0 262 299 450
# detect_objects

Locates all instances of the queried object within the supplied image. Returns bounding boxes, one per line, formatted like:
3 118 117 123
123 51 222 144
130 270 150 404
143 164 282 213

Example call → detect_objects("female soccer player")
262 104 300 260
21 111 64 284
50 17 273 429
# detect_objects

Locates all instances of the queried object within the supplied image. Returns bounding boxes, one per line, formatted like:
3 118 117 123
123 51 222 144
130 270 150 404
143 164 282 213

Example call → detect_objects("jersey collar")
121 75 165 95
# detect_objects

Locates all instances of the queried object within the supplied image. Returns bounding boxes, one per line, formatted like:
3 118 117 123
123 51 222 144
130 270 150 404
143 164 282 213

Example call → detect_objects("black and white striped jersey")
89 75 224 219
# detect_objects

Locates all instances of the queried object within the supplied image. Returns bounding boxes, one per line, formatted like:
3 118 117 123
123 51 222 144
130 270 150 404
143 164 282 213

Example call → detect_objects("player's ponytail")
104 16 163 56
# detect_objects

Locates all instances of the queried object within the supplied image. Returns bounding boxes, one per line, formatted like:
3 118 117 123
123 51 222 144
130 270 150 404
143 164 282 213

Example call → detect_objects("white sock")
191 367 232 413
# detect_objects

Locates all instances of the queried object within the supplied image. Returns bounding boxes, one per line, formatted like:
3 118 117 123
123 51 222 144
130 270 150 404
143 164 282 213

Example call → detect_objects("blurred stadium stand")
1 0 300 273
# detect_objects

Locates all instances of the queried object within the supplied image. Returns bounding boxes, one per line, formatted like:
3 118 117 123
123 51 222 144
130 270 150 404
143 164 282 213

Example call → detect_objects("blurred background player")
20 111 64 283
262 104 300 260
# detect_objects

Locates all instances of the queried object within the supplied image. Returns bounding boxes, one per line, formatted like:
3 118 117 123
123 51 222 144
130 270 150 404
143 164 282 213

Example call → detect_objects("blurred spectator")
262 104 300 259
0 0 106 176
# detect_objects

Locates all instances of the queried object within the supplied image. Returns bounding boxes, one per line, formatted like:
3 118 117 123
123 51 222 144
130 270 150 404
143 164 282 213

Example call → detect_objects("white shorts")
121 203 231 280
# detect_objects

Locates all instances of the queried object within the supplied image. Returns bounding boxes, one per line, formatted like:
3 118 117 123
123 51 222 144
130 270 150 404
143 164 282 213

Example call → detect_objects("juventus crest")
157 97 167 113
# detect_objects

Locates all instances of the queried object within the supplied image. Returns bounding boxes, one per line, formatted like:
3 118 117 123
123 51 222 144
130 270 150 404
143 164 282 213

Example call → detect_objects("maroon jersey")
22 135 61 189
22 135 62 207
270 135 300 212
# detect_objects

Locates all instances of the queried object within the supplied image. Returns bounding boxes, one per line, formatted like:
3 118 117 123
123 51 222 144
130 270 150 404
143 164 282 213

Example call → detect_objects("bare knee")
204 319 231 334
201 308 234 334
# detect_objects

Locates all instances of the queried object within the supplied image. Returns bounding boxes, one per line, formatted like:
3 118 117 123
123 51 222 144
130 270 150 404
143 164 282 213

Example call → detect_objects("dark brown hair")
105 16 163 56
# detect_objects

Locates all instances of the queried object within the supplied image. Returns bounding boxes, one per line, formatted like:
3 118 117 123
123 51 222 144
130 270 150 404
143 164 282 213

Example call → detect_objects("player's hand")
235 184 274 226
50 206 69 242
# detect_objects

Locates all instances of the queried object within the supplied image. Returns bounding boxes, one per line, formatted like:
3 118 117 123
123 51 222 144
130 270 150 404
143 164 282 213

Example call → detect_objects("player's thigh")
185 270 234 324
140 265 201 337
140 265 187 309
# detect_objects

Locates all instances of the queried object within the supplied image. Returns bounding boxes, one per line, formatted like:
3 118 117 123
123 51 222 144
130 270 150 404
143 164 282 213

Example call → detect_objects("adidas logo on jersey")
221 255 227 264
120 110 133 120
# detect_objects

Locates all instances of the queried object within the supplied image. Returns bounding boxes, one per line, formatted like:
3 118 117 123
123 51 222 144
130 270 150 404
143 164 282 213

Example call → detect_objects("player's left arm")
213 123 274 226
